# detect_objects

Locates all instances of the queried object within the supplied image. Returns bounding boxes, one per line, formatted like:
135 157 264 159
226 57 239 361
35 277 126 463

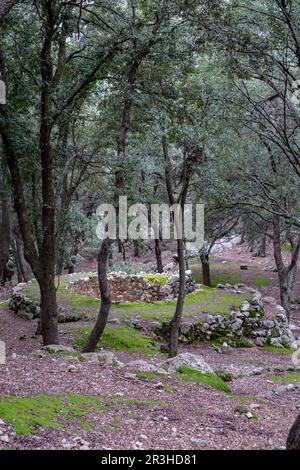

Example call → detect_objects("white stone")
161 353 213 374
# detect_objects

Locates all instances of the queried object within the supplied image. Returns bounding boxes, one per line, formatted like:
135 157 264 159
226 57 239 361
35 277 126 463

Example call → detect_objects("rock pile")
154 291 295 349
8 283 40 321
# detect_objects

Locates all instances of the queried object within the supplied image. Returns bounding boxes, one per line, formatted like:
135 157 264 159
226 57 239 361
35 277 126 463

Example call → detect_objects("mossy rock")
177 366 232 393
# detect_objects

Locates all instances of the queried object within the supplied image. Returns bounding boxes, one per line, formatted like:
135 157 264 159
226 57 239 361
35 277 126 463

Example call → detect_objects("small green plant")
234 405 248 414
215 368 233 382
136 371 157 380
163 385 176 394
142 273 169 286
270 373 300 384
253 275 269 288
177 367 232 393
263 345 293 355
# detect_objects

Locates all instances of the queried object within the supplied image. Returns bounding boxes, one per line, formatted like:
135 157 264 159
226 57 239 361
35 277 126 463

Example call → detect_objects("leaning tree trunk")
155 238 163 273
83 239 112 352
256 232 267 257
287 414 300 450
168 238 186 357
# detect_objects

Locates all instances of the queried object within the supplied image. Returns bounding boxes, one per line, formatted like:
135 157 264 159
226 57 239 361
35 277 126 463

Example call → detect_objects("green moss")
184 288 250 316
72 325 159 356
263 345 293 355
234 405 248 414
270 373 300 384
253 275 269 288
163 385 176 394
191 261 242 287
231 395 262 403
115 397 169 407
142 273 169 286
82 421 94 430
0 393 105 435
0 392 171 436
177 367 232 393
136 371 157 380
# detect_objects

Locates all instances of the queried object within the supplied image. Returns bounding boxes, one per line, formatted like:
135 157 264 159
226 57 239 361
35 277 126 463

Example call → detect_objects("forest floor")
1 244 300 450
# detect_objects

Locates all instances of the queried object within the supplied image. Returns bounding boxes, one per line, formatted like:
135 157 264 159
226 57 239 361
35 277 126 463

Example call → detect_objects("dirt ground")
1 244 300 450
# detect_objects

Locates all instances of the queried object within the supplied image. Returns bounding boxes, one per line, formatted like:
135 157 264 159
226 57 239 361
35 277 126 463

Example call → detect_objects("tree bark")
162 137 188 357
201 259 211 287
0 162 11 284
168 238 186 357
83 239 112 352
155 238 163 273
287 414 300 450
272 214 300 321
256 232 267 257
39 272 58 344
11 233 28 283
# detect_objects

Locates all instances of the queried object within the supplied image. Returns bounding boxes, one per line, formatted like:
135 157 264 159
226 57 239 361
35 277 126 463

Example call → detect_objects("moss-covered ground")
0 393 170 435
72 324 159 356
190 259 270 289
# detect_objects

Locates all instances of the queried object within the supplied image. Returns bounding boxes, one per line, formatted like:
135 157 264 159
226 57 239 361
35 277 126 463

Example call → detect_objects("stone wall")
9 283 40 321
8 277 296 349
154 290 295 349
68 271 197 303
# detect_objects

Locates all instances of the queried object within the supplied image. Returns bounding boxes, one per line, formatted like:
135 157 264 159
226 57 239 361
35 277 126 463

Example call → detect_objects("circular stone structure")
68 271 197 303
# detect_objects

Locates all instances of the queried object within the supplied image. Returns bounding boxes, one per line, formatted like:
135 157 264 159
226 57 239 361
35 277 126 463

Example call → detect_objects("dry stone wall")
68 271 197 303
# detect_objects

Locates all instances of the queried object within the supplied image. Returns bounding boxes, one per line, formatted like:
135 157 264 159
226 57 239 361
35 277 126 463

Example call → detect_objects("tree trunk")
0 165 11 284
11 236 29 283
38 272 58 345
256 232 267 257
272 214 299 322
83 239 112 352
201 259 211 287
155 238 163 273
287 414 300 450
168 238 186 357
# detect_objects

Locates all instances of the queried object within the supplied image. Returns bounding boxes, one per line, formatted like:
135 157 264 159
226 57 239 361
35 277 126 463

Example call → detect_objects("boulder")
161 353 213 374
97 350 117 365
81 352 99 363
127 359 166 374
42 344 75 355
